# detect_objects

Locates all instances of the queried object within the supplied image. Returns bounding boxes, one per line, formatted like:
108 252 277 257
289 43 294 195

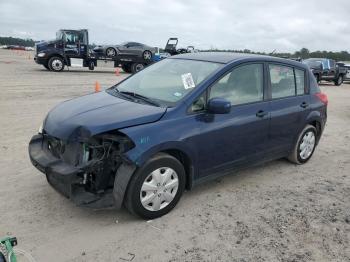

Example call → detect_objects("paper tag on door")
181 73 195 90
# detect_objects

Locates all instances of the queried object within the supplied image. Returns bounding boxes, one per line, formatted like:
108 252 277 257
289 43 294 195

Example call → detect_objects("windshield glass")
303 59 323 68
113 59 222 106
56 31 63 40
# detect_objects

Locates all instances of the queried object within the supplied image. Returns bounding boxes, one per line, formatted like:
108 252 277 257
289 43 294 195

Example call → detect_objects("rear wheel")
288 125 317 164
106 47 116 57
125 153 186 219
315 74 320 83
335 75 343 86
88 61 95 70
48 56 64 72
131 63 145 73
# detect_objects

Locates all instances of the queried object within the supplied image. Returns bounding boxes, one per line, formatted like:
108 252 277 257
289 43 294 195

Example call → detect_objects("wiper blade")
118 90 161 107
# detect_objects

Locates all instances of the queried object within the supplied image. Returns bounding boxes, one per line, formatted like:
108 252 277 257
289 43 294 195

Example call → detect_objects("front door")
194 63 270 177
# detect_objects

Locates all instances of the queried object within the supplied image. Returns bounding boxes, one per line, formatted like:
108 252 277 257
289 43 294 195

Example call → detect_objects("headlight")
38 123 43 134
37 52 46 57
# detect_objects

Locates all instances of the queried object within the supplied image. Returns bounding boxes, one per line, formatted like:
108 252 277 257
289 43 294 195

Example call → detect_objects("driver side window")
209 64 264 105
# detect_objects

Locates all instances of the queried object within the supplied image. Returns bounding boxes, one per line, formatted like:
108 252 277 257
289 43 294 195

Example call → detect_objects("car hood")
44 91 167 141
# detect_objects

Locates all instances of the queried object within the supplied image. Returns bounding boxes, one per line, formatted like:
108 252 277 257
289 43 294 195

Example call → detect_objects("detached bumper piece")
29 134 115 208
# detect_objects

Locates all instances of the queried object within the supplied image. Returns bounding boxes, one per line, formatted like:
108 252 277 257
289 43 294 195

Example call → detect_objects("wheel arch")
128 142 197 190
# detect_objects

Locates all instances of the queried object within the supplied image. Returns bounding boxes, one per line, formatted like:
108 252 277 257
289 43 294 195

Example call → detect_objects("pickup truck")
303 58 348 86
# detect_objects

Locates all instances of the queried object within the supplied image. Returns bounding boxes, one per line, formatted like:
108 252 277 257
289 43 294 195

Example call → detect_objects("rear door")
267 63 310 155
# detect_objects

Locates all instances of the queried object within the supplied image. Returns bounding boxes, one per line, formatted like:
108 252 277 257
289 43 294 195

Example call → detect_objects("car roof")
169 52 306 68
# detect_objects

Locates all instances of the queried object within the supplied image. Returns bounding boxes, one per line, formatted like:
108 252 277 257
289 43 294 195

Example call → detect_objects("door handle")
300 102 309 108
256 110 268 118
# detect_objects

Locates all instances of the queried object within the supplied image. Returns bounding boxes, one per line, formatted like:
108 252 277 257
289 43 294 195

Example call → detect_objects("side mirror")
207 98 231 114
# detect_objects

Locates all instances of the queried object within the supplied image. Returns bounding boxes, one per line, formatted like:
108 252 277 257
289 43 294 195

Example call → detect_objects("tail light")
315 92 328 105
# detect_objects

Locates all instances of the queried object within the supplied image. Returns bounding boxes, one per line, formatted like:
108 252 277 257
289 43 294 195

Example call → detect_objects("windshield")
56 30 63 40
303 59 323 68
112 59 222 106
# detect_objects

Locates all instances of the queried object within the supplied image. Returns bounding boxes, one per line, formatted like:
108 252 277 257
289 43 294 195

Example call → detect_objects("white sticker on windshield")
181 73 195 90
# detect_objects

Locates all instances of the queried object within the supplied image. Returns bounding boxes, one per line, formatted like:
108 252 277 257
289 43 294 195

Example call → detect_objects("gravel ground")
0 49 349 262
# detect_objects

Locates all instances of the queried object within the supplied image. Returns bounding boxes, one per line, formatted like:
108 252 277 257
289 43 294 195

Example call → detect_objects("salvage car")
29 53 328 219
93 41 155 60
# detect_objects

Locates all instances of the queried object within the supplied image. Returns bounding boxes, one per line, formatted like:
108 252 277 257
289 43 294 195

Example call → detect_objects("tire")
335 75 343 86
124 153 186 219
131 63 145 74
43 63 50 70
315 74 320 83
288 125 317 164
88 61 95 70
106 47 117 57
121 64 132 73
142 50 152 60
48 56 64 72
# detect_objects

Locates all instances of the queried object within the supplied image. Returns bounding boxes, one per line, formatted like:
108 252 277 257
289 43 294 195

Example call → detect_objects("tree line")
0 36 35 47
203 47 350 61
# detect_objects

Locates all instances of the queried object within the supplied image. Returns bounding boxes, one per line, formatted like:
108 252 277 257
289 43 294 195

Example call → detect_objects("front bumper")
34 55 47 65
29 134 116 208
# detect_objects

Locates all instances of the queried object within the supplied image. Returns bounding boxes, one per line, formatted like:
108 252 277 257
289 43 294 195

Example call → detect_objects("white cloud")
0 0 349 52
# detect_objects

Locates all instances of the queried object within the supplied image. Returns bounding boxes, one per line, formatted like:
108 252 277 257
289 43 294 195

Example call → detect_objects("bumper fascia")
29 134 118 208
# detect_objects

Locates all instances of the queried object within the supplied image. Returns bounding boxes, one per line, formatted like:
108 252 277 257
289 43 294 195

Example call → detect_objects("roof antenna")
270 49 276 55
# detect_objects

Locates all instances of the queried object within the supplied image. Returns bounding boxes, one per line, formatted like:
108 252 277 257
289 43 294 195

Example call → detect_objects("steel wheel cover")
143 51 152 60
140 167 179 211
51 59 63 70
299 131 316 160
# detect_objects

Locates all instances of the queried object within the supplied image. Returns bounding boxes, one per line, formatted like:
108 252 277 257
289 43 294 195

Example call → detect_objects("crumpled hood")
44 91 166 141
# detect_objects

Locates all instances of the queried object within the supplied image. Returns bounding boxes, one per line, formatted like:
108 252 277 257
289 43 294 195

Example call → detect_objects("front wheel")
48 56 64 72
288 125 317 164
142 50 152 60
124 153 186 219
335 75 343 86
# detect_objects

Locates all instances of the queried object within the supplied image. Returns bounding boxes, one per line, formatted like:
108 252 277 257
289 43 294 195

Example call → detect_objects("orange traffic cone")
115 68 120 76
95 81 101 92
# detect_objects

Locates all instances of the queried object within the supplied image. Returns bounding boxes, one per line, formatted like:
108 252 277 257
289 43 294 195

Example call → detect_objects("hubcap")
143 51 152 60
299 131 316 160
51 59 63 71
140 167 179 212
106 48 115 57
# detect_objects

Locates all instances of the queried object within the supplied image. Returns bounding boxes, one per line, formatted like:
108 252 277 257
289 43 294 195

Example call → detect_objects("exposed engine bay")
29 131 136 208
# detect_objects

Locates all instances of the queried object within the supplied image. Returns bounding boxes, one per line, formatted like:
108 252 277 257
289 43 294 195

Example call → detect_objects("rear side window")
269 65 295 99
295 69 305 95
209 63 264 105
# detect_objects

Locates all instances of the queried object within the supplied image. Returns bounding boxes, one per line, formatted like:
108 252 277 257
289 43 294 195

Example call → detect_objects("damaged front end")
29 131 136 209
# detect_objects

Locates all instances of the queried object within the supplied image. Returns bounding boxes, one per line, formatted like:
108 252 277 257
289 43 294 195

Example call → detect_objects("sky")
0 0 349 53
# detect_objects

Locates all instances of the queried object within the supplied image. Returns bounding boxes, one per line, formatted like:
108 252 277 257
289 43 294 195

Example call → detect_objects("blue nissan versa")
29 52 328 219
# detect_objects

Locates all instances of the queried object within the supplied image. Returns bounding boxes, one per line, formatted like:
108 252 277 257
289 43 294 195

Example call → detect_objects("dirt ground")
0 49 349 262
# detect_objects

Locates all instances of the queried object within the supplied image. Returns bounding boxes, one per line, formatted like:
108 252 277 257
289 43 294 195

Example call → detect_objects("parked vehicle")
337 62 350 82
34 29 154 73
93 42 155 60
29 52 327 219
303 58 347 86
164 38 196 56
